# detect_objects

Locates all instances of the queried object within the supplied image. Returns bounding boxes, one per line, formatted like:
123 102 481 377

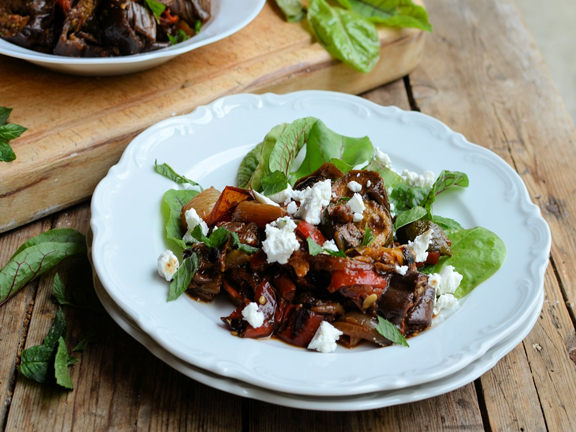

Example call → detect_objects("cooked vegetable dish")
155 117 506 353
0 0 210 56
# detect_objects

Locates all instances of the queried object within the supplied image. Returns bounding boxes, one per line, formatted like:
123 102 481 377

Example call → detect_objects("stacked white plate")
90 91 551 410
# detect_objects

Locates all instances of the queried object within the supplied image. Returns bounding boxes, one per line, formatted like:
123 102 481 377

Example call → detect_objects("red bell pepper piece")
295 221 326 245
327 269 389 293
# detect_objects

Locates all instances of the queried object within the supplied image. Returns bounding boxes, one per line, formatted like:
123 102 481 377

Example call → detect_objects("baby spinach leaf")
155 160 203 190
426 227 506 298
394 206 427 230
251 123 289 191
237 142 263 189
162 189 199 250
432 215 463 231
19 307 66 383
269 118 318 178
375 316 409 347
292 120 373 179
365 157 405 189
54 337 75 390
420 170 468 214
336 0 432 32
0 239 87 305
261 171 289 196
389 183 428 212
168 254 198 301
308 0 380 73
274 0 306 22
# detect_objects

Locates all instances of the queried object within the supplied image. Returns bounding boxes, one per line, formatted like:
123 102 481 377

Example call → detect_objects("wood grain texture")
0 1 426 234
3 204 244 432
410 0 576 429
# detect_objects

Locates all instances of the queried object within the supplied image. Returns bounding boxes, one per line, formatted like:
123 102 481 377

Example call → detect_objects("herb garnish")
195 20 202 33
155 160 203 190
306 237 346 257
375 316 409 347
144 0 166 23
0 107 27 162
361 226 374 247
168 254 198 301
168 29 190 46
190 225 259 253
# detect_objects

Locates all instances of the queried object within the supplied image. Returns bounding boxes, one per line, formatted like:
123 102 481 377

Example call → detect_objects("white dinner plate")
91 91 551 396
91 267 543 411
0 0 265 76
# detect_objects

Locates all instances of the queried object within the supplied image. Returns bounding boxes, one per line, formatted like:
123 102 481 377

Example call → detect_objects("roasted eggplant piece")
293 162 344 190
1 0 57 53
333 312 393 348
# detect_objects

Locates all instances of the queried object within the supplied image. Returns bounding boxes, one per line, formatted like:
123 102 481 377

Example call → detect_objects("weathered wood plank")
4 204 243 432
362 78 412 111
0 1 426 233
410 0 576 429
0 219 48 430
247 383 483 431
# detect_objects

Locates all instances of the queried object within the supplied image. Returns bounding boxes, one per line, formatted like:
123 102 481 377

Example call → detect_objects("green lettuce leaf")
161 189 199 250
250 123 289 191
237 142 263 189
432 215 464 231
420 170 469 214
308 0 380 73
335 0 432 32
292 120 373 179
274 0 306 22
269 117 318 178
425 227 506 298
394 206 427 230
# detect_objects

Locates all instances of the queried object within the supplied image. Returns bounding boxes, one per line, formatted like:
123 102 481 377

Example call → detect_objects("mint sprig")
0 106 27 162
375 316 409 347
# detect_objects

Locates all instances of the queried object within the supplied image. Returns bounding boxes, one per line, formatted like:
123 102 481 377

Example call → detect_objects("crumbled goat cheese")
347 181 362 193
182 208 209 244
157 250 179 281
308 321 343 353
262 217 300 264
268 184 294 205
374 149 396 171
434 294 459 315
429 265 463 296
395 265 408 275
322 239 339 252
353 213 364 223
286 201 298 215
347 193 366 223
295 179 332 225
401 170 435 189
253 190 280 207
366 180 372 187
242 302 265 328
407 229 433 262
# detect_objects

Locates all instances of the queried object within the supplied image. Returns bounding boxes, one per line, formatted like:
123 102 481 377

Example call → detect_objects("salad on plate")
154 117 506 353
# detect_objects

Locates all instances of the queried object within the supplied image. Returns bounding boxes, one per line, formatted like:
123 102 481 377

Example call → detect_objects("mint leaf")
420 170 469 214
308 0 380 73
144 0 165 22
167 254 198 301
72 332 96 352
54 337 74 390
394 206 427 230
0 107 26 162
51 273 75 306
306 237 325 256
336 0 432 32
261 171 289 196
361 226 374 247
162 189 199 251
0 123 27 140
229 232 259 253
0 233 87 305
0 107 12 125
275 0 306 22
191 226 258 253
0 140 16 162
43 307 67 348
155 160 203 190
375 316 409 347
195 20 202 33
292 119 374 180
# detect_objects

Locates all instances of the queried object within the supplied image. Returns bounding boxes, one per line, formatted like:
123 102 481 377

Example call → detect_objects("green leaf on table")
162 189 199 250
269 117 318 178
0 107 12 125
247 123 289 191
167 254 199 301
0 234 87 304
432 215 464 231
308 0 380 73
0 123 27 141
424 227 506 298
375 316 409 346
394 206 427 230
335 0 432 32
0 140 17 162
51 273 74 306
0 106 26 163
54 337 75 390
144 0 165 22
361 226 375 247
19 307 67 383
72 332 97 352
155 160 203 190
292 120 374 179
10 228 86 262
420 170 469 214
274 0 306 22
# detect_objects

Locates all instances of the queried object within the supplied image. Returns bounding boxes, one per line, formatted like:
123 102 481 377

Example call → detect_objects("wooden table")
1 0 576 430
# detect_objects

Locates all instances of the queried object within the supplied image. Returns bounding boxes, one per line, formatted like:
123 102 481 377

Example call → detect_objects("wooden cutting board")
0 1 425 233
